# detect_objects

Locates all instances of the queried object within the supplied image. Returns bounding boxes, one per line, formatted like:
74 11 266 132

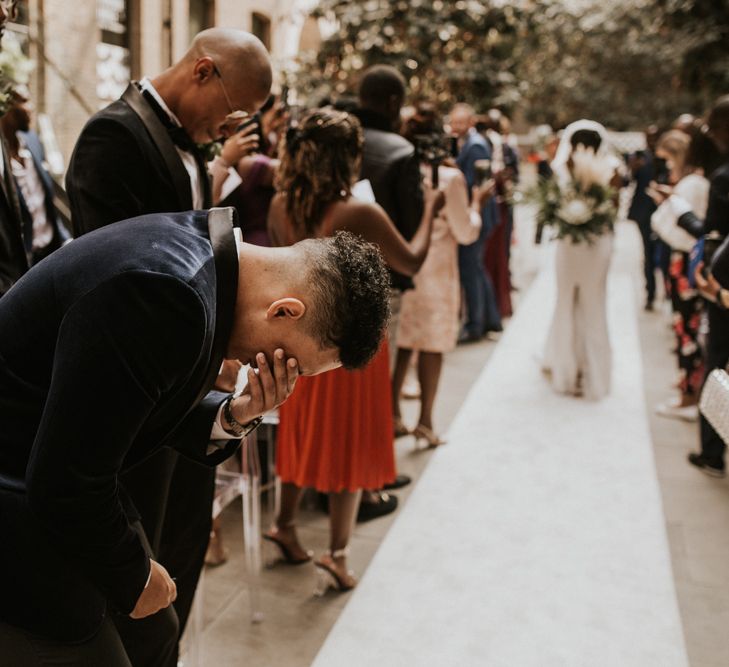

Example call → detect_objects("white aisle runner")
313 223 688 667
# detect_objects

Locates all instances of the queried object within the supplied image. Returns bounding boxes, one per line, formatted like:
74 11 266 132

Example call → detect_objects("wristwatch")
222 394 263 438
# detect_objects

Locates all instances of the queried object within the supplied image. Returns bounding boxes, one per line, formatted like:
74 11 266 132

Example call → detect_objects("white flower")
558 197 592 225
571 145 614 189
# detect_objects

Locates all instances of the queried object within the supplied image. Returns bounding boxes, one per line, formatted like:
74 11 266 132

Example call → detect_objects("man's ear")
193 56 215 83
266 298 306 321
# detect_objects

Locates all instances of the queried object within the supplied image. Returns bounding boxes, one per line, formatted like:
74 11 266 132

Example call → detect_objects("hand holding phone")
474 159 492 186
220 122 260 166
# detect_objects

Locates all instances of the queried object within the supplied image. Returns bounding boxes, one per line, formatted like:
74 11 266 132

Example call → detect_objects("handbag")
699 369 729 444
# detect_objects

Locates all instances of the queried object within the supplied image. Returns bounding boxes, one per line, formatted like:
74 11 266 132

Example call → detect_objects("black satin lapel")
121 84 193 210
191 206 239 407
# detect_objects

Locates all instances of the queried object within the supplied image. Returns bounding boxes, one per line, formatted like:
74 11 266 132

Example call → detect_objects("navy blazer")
0 209 240 641
457 130 497 240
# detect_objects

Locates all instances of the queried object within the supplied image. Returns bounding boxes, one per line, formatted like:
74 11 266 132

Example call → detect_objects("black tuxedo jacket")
353 108 424 291
0 138 28 295
66 83 210 236
0 209 240 642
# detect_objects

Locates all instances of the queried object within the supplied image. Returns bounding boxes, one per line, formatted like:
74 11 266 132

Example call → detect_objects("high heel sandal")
262 527 313 567
393 417 410 438
313 548 357 596
412 423 446 448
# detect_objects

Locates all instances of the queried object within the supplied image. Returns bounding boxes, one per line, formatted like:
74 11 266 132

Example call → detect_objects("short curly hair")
297 231 391 370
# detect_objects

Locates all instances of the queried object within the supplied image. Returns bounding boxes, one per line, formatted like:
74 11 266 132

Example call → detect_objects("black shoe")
457 331 481 344
356 491 398 522
644 301 654 312
383 474 411 490
687 452 726 478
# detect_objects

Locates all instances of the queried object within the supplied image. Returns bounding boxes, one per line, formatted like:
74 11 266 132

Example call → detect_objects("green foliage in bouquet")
526 177 616 245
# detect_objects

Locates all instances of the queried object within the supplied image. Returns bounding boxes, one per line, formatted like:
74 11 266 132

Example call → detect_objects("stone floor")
186 208 729 667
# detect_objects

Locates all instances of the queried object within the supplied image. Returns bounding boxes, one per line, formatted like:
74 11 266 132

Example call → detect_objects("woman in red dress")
265 108 442 592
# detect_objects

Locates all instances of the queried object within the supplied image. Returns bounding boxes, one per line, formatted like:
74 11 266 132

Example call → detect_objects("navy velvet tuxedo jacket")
0 209 239 641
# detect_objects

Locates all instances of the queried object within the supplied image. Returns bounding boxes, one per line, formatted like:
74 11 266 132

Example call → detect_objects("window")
189 0 215 43
96 0 131 102
251 12 270 51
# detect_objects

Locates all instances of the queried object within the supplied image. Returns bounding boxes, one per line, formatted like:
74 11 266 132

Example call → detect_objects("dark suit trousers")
0 615 131 667
0 521 178 667
699 303 729 464
632 215 656 304
120 449 215 642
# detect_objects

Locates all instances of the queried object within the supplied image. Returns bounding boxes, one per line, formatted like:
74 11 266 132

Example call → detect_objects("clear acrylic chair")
182 411 280 666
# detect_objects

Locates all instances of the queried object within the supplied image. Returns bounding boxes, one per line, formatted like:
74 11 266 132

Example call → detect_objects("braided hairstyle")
276 108 364 236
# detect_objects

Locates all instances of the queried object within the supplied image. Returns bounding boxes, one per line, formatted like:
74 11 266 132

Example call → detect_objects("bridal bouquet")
528 146 617 244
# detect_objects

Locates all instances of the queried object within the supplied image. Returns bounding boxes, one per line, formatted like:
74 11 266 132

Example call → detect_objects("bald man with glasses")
65 28 273 667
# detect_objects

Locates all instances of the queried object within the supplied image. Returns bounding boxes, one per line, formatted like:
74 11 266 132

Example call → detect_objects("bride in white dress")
543 120 622 400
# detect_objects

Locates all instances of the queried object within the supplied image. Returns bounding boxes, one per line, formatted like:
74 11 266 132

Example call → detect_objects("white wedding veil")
550 119 619 187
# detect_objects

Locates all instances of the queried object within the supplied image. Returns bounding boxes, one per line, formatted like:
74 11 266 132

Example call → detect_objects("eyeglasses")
211 63 250 128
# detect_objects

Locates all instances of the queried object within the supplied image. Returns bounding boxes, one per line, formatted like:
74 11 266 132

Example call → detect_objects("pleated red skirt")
276 341 396 493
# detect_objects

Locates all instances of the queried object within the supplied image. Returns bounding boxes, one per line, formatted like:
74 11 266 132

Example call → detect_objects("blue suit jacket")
0 209 240 641
457 130 497 240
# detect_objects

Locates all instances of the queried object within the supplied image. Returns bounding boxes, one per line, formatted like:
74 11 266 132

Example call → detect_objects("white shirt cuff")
210 401 239 441
669 195 693 219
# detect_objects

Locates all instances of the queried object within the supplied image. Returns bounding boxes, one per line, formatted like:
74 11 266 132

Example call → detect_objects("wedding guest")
0 208 390 664
673 113 696 134
212 94 289 246
449 102 502 341
1 86 70 265
352 64 425 495
66 28 273 664
627 125 661 311
392 103 489 445
481 109 515 319
0 0 31 297
266 108 442 593
657 96 729 476
649 129 711 421
352 66 422 343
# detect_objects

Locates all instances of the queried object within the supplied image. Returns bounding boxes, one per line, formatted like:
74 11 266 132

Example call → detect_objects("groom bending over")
0 209 390 665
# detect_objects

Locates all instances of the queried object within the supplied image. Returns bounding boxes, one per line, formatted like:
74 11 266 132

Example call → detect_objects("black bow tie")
167 125 196 153
140 87 198 154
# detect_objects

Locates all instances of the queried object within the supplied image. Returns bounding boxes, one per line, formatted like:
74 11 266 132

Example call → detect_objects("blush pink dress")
397 165 481 353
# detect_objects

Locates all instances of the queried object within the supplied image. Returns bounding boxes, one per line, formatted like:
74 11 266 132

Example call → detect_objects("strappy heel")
393 417 410 438
412 423 446 449
262 526 313 567
313 548 356 595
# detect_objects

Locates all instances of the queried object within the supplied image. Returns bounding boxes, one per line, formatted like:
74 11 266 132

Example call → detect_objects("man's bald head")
449 103 475 140
155 28 272 144
184 28 272 107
